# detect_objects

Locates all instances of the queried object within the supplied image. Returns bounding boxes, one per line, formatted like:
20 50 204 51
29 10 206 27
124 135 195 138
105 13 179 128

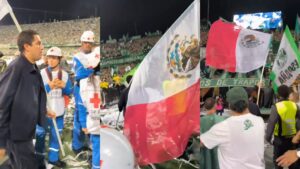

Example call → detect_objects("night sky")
1 0 300 40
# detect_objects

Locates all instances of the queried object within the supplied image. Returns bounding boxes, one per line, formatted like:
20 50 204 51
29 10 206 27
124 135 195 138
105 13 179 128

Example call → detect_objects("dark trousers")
6 140 39 169
216 110 223 116
273 137 300 169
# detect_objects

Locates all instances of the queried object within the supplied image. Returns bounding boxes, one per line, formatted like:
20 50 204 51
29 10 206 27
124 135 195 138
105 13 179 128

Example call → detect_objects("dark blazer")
0 55 47 148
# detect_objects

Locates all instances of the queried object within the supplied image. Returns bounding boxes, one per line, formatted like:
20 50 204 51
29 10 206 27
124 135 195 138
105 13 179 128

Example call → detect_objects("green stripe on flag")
122 64 139 83
270 71 278 93
285 26 300 63
272 82 279 94
269 71 276 81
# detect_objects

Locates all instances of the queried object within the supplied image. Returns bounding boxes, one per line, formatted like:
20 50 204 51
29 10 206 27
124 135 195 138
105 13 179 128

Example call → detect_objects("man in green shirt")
200 97 225 169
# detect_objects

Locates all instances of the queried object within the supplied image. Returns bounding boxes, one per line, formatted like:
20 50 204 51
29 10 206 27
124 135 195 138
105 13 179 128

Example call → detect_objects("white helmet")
81 30 95 43
100 128 135 169
46 47 62 57
86 46 101 68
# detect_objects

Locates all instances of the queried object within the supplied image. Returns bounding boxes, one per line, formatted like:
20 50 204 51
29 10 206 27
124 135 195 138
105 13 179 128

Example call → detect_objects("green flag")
270 26 300 92
122 64 139 83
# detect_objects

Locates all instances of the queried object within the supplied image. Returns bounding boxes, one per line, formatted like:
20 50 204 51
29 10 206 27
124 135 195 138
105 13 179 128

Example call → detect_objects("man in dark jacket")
0 30 55 169
246 87 262 117
118 75 132 117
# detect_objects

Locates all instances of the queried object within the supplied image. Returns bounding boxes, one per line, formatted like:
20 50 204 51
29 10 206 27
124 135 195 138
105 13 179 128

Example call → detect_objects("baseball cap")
226 87 248 105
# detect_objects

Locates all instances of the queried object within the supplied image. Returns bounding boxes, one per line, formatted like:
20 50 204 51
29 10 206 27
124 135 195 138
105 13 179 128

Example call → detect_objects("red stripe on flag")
206 19 241 72
124 81 200 165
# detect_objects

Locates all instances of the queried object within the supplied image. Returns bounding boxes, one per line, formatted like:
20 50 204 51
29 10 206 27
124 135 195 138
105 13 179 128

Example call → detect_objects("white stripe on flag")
235 28 271 73
127 0 200 106
0 0 12 21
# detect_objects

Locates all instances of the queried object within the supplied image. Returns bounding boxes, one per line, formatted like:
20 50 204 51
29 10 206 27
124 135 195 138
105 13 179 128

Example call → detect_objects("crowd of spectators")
100 36 159 58
0 17 100 45
100 62 138 86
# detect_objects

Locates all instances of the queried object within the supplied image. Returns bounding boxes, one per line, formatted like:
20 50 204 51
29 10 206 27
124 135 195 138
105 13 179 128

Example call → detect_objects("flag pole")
196 0 200 139
256 38 271 105
9 10 22 33
196 0 200 57
46 95 66 157
256 64 266 105
52 117 66 156
256 28 274 105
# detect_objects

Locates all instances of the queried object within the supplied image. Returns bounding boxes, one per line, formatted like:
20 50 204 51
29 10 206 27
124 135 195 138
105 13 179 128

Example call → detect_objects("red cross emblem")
90 93 101 108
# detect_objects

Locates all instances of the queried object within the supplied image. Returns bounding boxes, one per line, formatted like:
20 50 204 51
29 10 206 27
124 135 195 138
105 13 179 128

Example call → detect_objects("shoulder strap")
45 67 52 81
46 67 63 81
58 68 62 80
